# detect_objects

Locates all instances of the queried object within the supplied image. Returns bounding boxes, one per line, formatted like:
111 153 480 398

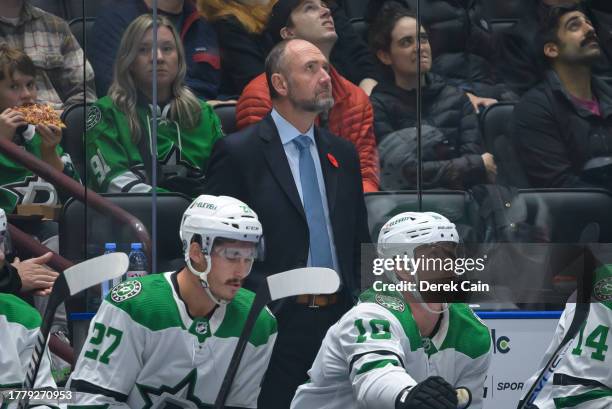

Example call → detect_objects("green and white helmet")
180 195 263 304
377 212 460 312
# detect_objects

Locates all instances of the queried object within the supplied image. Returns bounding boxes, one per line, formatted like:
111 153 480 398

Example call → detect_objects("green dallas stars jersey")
0 126 79 214
68 272 277 409
0 293 57 408
291 289 491 409
527 266 612 409
85 96 223 195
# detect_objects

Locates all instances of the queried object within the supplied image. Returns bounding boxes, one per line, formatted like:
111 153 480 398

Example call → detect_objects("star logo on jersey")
594 277 612 302
375 294 405 312
111 280 142 303
1 174 57 208
137 369 209 409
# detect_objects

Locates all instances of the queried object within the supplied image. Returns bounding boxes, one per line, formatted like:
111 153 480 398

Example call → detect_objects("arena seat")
479 102 530 188
68 17 95 56
214 103 237 135
350 18 369 43
61 103 88 178
519 189 612 243
59 193 191 272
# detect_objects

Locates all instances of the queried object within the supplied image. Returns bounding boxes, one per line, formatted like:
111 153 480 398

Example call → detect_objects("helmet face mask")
180 195 264 305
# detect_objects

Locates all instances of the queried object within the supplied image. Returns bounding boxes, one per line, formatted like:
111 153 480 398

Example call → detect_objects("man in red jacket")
236 0 380 192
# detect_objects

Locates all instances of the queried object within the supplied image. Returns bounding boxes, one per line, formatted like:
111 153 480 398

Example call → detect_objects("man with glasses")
291 212 491 409
68 195 277 408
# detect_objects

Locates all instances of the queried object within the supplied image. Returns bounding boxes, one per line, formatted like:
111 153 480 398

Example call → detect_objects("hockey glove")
395 376 458 409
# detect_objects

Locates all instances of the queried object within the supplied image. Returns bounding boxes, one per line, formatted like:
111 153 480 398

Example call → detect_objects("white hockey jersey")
0 293 57 409
525 274 612 409
67 271 277 409
291 289 491 409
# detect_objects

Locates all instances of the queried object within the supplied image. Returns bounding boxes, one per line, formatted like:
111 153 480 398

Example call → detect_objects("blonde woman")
199 0 277 96
85 14 223 196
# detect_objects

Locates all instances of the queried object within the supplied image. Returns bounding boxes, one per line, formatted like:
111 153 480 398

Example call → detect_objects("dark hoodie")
370 73 487 190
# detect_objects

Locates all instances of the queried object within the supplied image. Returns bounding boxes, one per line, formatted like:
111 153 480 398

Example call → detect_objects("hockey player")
522 264 612 409
291 212 491 409
85 14 223 197
68 195 277 408
0 293 57 398
0 44 79 216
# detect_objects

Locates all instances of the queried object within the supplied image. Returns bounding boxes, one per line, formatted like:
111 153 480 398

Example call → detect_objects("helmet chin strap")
185 255 230 306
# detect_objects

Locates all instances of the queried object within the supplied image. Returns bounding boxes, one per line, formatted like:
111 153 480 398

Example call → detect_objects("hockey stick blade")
517 228 597 409
19 253 128 408
267 267 341 301
213 267 341 409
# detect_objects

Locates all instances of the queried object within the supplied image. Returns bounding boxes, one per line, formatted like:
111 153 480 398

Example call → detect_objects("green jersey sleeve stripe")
348 350 405 374
356 359 400 375
553 388 612 408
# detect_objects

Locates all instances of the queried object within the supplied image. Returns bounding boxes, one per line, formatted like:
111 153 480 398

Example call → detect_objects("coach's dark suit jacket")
203 114 371 299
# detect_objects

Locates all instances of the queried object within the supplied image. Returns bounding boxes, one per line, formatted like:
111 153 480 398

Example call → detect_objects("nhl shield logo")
375 294 406 312
594 277 612 302
195 321 209 335
111 280 142 303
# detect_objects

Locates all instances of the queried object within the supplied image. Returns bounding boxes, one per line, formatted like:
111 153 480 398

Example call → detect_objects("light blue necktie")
293 135 334 268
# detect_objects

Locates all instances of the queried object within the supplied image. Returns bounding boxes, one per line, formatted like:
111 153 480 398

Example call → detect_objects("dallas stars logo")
137 369 208 409
375 294 406 312
594 277 612 302
1 174 57 207
111 280 142 302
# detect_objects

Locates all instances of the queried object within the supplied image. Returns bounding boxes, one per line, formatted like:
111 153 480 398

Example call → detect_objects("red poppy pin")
327 153 339 168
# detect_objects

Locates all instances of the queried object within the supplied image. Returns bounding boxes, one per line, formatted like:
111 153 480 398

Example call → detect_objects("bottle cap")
104 243 117 250
131 243 143 250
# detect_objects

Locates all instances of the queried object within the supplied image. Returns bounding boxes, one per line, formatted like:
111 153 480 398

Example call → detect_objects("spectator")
369 3 495 191
0 0 96 110
204 39 371 409
236 0 380 192
497 0 612 97
0 45 80 218
91 0 220 100
85 14 223 197
0 209 57 295
198 0 276 98
68 194 276 408
367 0 511 112
513 4 612 189
199 0 380 97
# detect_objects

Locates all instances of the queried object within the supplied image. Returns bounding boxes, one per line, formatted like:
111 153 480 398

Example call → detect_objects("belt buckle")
308 295 320 309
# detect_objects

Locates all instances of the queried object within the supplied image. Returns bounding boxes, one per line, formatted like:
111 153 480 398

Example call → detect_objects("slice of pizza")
14 103 66 128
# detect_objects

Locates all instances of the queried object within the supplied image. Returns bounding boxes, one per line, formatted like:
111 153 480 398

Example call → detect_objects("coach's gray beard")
290 94 335 113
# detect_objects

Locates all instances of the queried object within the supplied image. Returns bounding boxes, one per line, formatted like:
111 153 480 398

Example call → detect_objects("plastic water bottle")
126 243 147 280
102 243 117 297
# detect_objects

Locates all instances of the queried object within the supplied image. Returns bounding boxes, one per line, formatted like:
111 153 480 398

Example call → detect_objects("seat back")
59 193 191 272
68 17 96 56
480 102 530 187
61 103 87 178
214 103 237 135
